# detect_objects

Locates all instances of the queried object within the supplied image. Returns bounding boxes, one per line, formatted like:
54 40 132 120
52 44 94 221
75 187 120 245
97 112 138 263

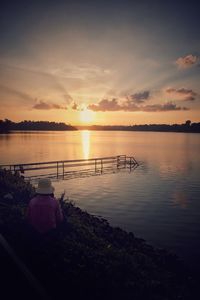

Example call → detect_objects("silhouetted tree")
185 120 191 127
0 119 12 132
0 119 77 132
1 119 200 133
78 121 200 133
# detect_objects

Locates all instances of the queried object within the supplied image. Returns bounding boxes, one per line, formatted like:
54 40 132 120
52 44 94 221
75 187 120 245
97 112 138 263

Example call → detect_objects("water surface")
1 131 200 270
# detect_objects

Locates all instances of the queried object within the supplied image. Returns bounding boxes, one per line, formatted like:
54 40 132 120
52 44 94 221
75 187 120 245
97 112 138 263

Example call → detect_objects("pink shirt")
27 195 63 234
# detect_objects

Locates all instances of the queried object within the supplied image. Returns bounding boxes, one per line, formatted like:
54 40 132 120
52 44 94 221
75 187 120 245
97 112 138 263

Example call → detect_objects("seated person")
27 178 63 234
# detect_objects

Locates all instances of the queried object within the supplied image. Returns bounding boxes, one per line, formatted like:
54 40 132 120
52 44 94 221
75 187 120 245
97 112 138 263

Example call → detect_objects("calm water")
1 131 200 270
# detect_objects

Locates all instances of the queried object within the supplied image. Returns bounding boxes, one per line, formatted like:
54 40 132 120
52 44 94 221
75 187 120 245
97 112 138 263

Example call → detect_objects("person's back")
27 179 63 234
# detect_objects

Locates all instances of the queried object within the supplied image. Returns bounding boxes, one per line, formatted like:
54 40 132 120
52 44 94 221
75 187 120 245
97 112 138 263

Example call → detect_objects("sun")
80 108 94 124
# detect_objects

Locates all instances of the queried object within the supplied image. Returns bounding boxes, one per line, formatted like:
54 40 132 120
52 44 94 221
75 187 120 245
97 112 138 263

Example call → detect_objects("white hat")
36 178 55 194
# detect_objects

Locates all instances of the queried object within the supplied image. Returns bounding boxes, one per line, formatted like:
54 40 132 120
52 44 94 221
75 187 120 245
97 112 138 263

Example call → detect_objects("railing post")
95 159 97 173
57 162 59 179
62 162 64 179
117 156 119 169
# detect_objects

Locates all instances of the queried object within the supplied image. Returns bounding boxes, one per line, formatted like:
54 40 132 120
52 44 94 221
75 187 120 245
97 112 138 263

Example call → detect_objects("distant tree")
185 120 191 127
0 119 13 132
0 119 77 132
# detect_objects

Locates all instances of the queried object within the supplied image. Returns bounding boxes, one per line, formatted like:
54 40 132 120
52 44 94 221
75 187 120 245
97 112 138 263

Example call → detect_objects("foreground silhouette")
0 170 198 299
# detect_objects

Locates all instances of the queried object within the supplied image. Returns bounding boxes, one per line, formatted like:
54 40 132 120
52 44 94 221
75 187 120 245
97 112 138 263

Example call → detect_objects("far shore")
1 119 200 134
1 128 200 134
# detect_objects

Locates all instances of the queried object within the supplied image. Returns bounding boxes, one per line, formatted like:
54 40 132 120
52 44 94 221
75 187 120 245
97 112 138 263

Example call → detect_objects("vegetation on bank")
0 119 77 132
78 120 200 133
1 119 200 134
0 169 197 299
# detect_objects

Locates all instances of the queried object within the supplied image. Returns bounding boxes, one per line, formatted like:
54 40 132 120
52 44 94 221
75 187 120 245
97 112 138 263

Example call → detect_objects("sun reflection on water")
81 130 90 159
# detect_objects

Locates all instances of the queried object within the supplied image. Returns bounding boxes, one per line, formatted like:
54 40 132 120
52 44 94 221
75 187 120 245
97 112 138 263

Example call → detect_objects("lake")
0 130 200 271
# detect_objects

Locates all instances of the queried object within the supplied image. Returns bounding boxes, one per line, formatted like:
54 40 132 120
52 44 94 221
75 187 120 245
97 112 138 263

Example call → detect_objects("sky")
0 0 200 125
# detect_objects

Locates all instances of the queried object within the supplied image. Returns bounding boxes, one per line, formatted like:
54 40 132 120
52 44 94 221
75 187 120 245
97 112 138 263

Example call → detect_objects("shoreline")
1 119 200 134
0 169 198 299
1 129 200 134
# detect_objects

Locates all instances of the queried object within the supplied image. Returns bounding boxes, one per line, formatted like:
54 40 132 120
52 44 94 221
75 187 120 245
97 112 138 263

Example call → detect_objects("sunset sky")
0 0 199 125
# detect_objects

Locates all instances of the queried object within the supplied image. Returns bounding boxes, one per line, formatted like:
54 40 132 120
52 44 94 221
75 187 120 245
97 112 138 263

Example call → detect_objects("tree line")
78 120 200 133
0 119 77 132
1 119 200 133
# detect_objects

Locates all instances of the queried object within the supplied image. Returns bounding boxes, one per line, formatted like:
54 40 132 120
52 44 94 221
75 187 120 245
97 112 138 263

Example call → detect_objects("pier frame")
0 155 138 181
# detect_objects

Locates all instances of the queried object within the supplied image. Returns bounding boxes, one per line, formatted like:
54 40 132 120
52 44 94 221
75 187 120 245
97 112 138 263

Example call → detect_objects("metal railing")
0 155 139 180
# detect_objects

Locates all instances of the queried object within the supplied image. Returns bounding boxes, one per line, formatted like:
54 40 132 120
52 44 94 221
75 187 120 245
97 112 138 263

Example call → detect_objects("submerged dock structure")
0 155 139 181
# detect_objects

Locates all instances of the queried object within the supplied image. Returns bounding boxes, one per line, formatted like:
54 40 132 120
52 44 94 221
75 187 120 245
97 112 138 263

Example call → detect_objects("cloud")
175 54 199 69
127 91 150 104
88 98 122 112
71 102 87 111
88 98 188 112
72 102 78 110
166 87 197 101
32 100 67 110
142 102 189 112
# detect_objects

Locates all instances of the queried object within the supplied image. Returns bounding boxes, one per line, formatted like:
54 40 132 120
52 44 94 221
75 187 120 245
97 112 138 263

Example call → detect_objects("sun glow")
80 108 94 124
81 130 90 159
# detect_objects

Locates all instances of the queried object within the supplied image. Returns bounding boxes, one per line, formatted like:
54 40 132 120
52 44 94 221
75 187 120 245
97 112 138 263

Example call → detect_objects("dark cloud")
123 101 139 112
72 102 78 110
88 98 122 112
166 87 197 101
88 98 188 112
71 102 85 111
143 102 189 112
176 54 199 69
128 91 150 104
32 100 67 110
